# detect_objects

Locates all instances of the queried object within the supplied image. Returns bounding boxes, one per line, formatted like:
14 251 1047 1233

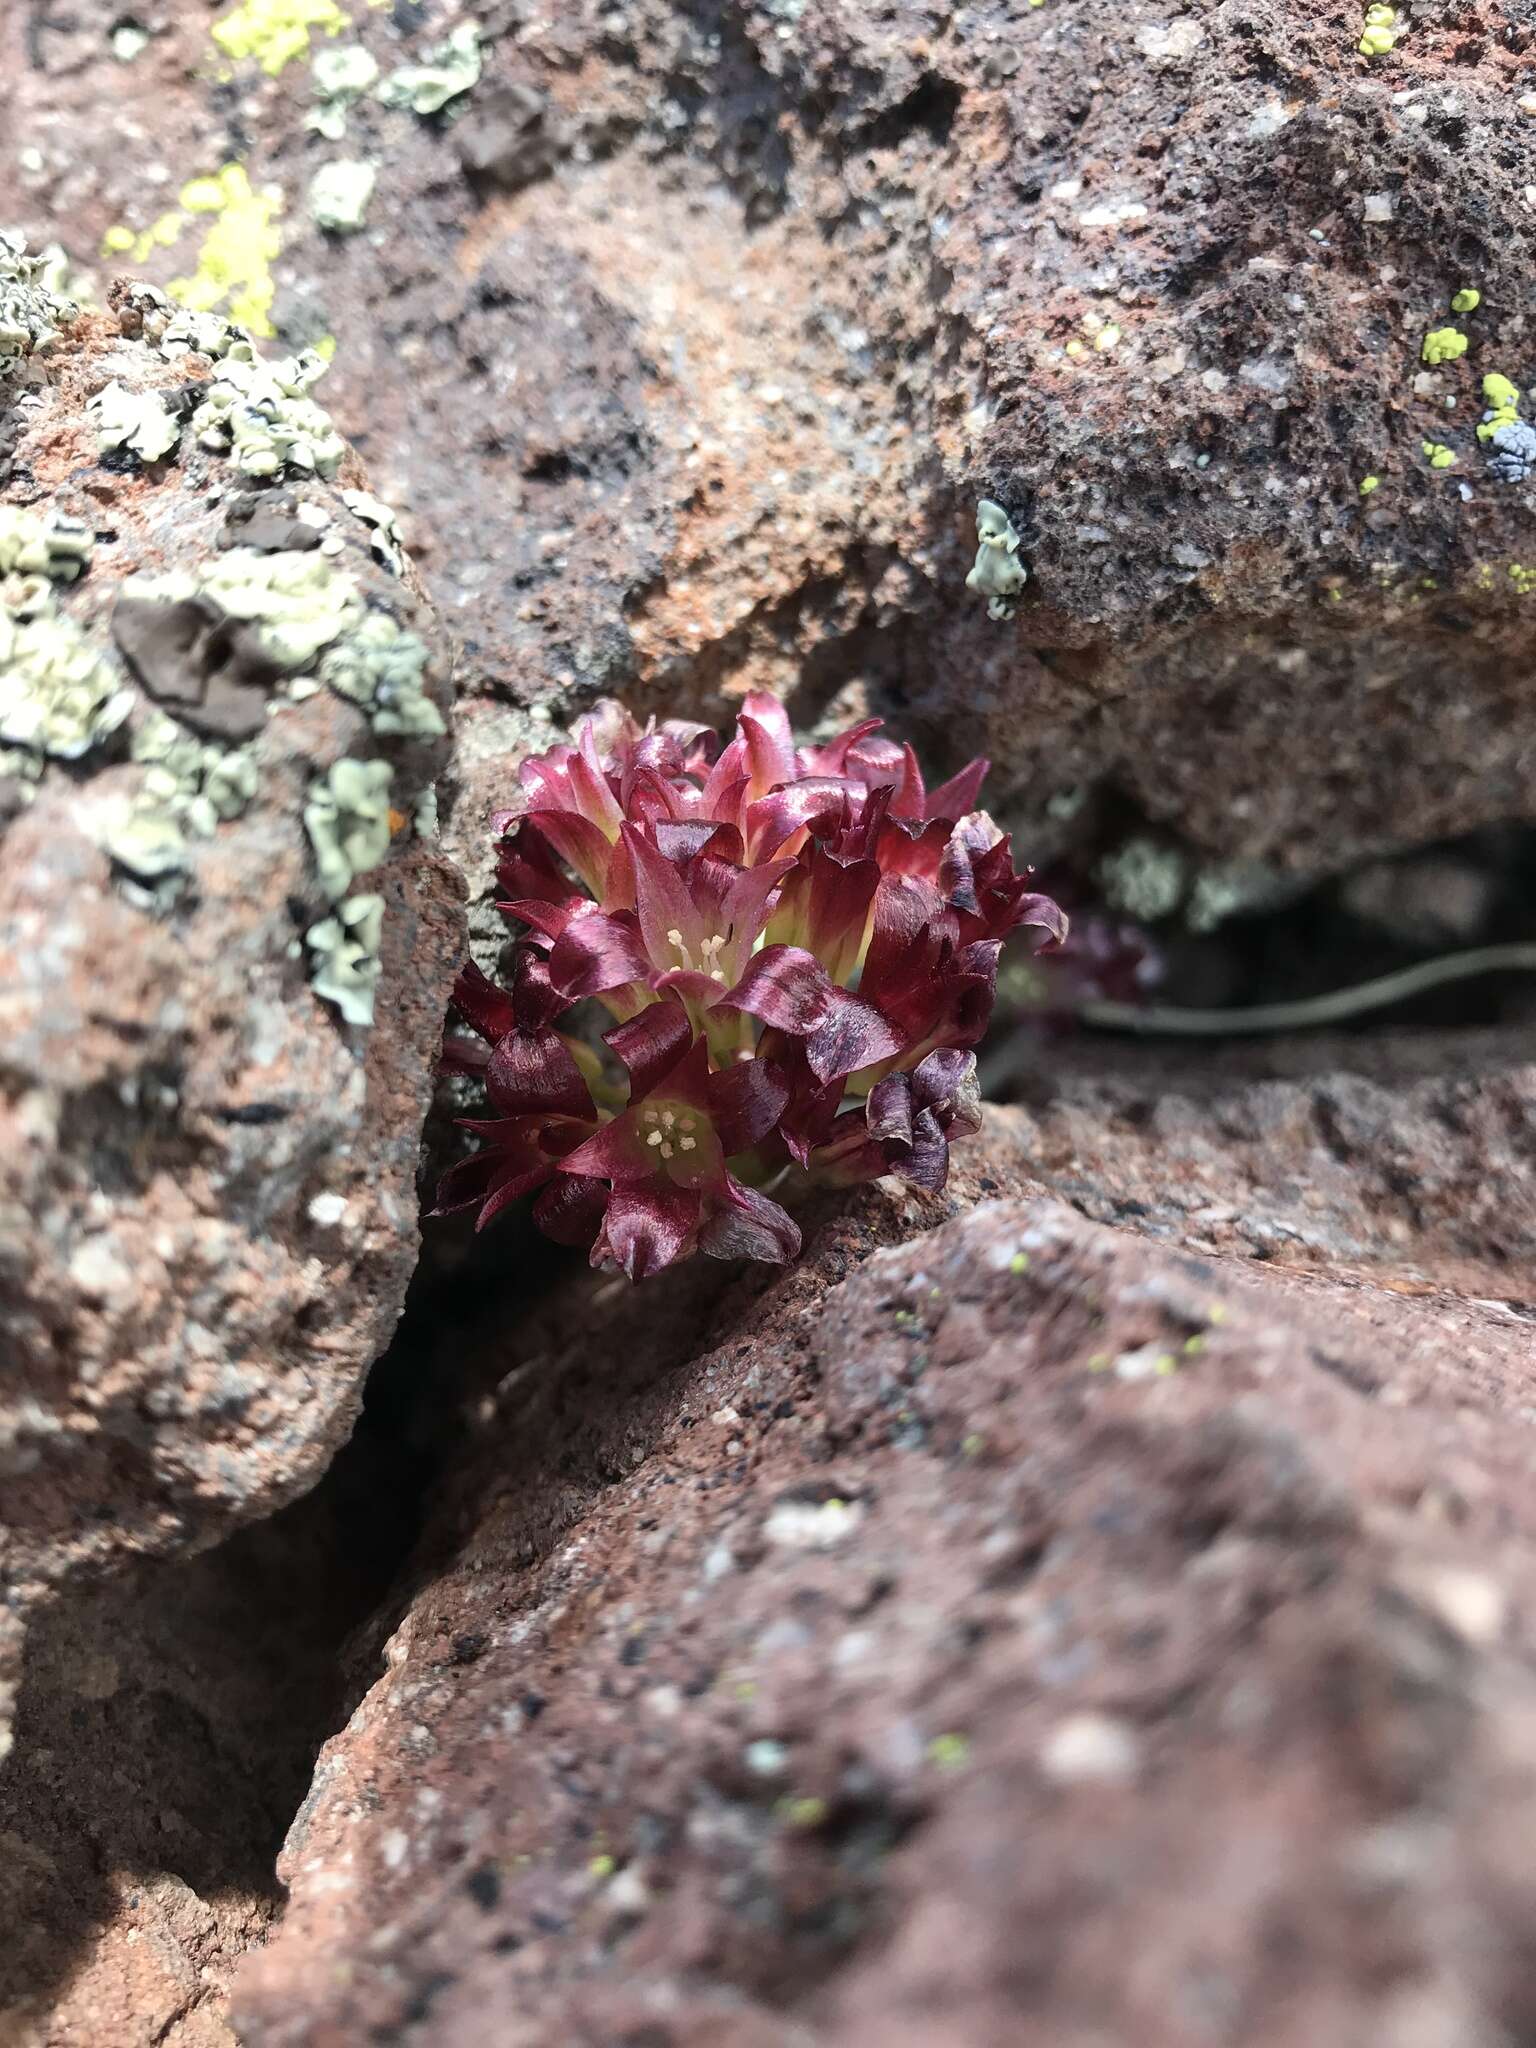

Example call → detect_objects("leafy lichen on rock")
303 754 395 901
966 497 1027 620
306 890 386 1024
0 229 74 373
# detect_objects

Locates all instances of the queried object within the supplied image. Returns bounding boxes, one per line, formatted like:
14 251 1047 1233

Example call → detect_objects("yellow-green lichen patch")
165 165 283 338
1421 327 1468 367
1359 475 1381 495
1358 3 1400 55
1451 287 1482 314
211 0 350 76
1421 440 1457 470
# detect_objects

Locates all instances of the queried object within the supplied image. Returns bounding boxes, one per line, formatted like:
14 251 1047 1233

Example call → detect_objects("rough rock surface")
8 0 1536 884
0 258 462 1756
232 1059 1536 2047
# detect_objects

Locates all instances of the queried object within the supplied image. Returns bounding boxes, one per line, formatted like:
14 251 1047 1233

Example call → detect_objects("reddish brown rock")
7 1 1536 880
0 256 462 1754
230 1097 1536 2047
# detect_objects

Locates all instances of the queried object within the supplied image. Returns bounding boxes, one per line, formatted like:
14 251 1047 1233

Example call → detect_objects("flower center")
666 927 728 984
641 1102 700 1160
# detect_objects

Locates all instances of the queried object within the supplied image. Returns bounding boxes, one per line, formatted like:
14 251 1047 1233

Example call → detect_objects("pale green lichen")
965 497 1026 621
98 711 261 900
319 611 443 737
89 381 181 461
304 755 393 899
1421 327 1468 367
310 43 380 136
0 604 132 759
309 159 377 233
190 337 347 479
1451 287 1481 314
0 231 74 373
307 891 385 1024
0 505 93 586
377 20 481 115
121 548 364 674
1359 475 1381 495
1421 439 1458 470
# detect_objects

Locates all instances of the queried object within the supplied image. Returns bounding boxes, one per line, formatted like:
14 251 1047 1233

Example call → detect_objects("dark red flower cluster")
436 696 1066 1279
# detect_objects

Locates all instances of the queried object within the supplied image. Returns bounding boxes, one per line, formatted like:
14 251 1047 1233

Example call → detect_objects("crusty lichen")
307 890 385 1024
0 505 93 588
211 0 348 77
304 755 394 899
1358 3 1400 55
310 44 381 138
965 498 1027 621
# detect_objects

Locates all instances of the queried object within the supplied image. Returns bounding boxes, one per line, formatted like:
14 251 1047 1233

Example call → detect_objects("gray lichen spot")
0 231 74 375
319 611 444 737
304 755 394 900
310 160 378 235
1096 837 1187 923
965 498 1027 621
310 44 381 138
89 381 181 462
1485 420 1536 485
340 488 408 575
377 21 482 115
307 891 385 1025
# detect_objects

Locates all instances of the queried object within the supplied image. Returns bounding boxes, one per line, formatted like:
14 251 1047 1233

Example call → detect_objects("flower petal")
605 999 693 1099
806 986 906 1085
595 1184 702 1279
550 910 650 1001
706 1053 790 1154
561 1112 658 1184
925 757 990 821
486 1027 593 1118
699 1177 800 1265
720 942 830 1034
624 822 704 968
450 960 516 1042
532 1172 610 1248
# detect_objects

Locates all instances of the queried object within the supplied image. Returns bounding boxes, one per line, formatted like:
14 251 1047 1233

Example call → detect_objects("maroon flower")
436 695 1066 1277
